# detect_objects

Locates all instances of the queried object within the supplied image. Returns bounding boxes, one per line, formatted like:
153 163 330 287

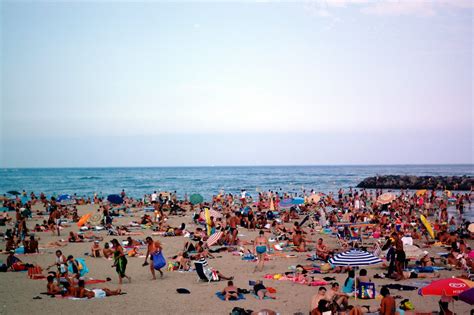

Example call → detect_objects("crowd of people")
0 187 472 313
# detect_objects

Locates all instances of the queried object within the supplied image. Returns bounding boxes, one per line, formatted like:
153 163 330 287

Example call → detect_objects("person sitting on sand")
316 238 332 261
253 280 276 300
197 255 233 281
103 242 113 259
47 250 68 274
311 287 329 313
221 280 240 301
379 287 396 315
74 279 121 299
292 230 307 252
91 241 102 257
24 235 39 254
46 275 67 296
175 251 190 271
326 282 349 312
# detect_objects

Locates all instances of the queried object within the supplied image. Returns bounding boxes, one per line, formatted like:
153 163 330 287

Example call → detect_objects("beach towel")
152 251 166 270
67 258 89 277
215 292 246 301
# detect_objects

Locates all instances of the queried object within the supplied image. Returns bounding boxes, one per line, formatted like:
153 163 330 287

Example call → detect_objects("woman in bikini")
254 230 269 272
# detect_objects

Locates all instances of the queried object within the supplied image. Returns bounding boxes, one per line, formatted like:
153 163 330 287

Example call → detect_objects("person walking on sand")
143 237 163 279
110 239 131 284
254 230 269 272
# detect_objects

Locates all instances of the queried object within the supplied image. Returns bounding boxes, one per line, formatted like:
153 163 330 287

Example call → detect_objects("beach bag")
152 251 166 270
357 282 375 299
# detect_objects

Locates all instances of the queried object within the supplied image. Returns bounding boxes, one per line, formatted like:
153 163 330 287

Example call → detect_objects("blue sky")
1 1 472 167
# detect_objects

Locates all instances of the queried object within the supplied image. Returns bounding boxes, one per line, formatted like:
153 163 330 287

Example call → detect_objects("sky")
1 0 473 167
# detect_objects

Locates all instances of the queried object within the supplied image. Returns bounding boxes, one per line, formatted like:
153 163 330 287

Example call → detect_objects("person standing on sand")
110 239 131 284
254 230 269 272
229 212 240 245
143 237 163 279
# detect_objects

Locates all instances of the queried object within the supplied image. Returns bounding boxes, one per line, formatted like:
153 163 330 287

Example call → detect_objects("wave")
79 176 102 180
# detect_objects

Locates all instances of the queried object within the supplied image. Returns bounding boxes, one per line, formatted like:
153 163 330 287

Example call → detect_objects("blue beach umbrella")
57 194 72 202
107 194 123 205
279 199 293 208
292 197 305 205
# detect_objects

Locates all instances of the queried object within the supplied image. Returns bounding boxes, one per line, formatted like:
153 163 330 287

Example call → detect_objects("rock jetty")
356 175 473 191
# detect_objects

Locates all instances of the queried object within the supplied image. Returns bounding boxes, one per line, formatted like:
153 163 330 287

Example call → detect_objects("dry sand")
0 204 472 315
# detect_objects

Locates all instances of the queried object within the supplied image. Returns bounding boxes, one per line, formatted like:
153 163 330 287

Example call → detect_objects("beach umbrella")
292 197 305 205
307 194 321 204
459 287 474 305
330 250 382 300
279 199 293 208
77 213 92 227
377 193 396 205
57 194 72 202
206 231 223 247
419 278 474 297
7 191 20 196
199 209 222 220
329 249 383 267
107 194 123 205
416 189 427 196
468 223 474 233
89 213 103 226
190 194 203 205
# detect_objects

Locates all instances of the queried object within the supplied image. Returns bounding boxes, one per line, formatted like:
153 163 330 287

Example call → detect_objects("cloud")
308 0 473 17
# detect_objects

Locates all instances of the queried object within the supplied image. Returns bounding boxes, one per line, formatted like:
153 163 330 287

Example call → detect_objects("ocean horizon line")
2 163 473 170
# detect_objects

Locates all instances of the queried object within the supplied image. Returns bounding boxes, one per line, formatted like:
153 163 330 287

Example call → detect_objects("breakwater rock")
356 175 473 191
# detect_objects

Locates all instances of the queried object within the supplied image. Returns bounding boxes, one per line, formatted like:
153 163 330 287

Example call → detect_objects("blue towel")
215 292 245 301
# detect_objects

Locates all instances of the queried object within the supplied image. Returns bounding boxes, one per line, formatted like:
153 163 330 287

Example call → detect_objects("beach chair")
194 260 218 283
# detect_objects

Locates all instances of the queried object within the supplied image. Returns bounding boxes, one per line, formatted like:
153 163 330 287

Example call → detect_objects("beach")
1 198 473 315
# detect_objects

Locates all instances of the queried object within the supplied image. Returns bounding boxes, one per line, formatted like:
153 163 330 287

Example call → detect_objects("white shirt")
151 193 157 202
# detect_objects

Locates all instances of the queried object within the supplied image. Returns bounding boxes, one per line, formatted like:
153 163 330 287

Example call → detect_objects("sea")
1 165 472 200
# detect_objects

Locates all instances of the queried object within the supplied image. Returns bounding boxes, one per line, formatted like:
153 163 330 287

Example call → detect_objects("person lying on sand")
74 279 121 299
394 270 440 281
221 280 240 301
253 280 276 300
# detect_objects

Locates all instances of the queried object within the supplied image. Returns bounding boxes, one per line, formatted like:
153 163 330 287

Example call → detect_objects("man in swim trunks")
75 279 121 299
254 230 269 272
229 213 240 245
143 237 163 279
